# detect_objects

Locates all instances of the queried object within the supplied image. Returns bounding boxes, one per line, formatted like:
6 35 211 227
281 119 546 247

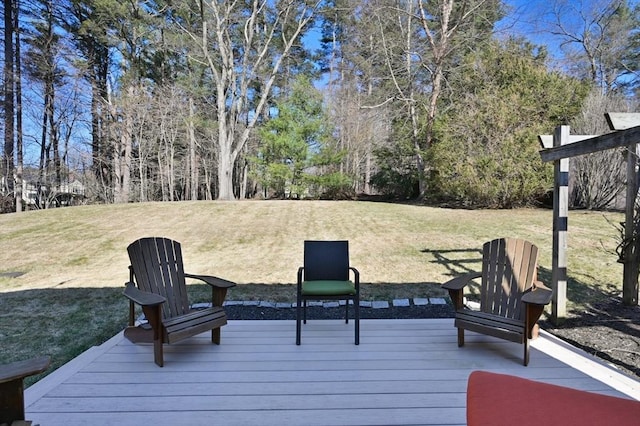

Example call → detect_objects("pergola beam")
540 125 640 162
607 113 640 130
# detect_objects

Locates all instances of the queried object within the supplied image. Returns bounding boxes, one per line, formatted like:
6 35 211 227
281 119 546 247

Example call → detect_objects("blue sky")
497 0 639 59
19 0 639 168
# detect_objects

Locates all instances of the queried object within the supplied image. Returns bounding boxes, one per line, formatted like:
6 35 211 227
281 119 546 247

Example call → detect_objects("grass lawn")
0 200 625 385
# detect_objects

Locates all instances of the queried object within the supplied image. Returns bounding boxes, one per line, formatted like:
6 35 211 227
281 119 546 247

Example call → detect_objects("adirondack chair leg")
526 304 545 339
128 299 136 327
523 303 543 366
154 339 164 367
457 327 465 347
142 305 164 367
211 287 226 345
212 327 221 345
0 379 27 423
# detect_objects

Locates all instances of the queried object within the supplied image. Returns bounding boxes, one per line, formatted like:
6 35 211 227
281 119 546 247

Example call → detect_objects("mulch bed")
227 300 640 380
539 296 640 379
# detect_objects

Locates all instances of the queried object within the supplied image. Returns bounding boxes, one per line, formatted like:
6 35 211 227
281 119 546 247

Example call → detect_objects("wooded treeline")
1 0 638 211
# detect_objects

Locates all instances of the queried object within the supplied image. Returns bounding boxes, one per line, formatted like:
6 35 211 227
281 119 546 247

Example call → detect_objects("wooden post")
606 113 640 306
622 144 639 305
551 125 569 323
539 131 597 325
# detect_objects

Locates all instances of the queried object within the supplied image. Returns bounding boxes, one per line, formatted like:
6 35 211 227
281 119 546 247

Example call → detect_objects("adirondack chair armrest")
0 356 50 385
521 283 553 306
184 274 236 307
533 280 551 291
441 271 483 291
184 273 237 289
123 282 166 307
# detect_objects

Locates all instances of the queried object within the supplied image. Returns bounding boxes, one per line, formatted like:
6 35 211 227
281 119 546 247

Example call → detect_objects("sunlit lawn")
0 200 625 384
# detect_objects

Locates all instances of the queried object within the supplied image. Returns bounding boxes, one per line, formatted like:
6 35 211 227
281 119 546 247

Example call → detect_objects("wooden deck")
25 319 640 426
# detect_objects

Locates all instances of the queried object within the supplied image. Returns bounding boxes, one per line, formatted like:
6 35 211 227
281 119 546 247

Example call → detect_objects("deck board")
24 319 640 426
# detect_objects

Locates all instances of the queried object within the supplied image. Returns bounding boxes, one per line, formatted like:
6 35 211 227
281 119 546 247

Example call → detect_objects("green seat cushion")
302 280 356 296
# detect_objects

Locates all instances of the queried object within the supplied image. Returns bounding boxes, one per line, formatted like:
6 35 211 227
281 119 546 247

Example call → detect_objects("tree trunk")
114 86 133 203
169 136 175 202
14 0 23 212
50 87 60 188
3 0 15 200
38 77 54 208
188 97 198 200
364 148 371 195
92 83 109 197
138 148 146 202
89 44 110 200
203 157 213 200
217 134 236 201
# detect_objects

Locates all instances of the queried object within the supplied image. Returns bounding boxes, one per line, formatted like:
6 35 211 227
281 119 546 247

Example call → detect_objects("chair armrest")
533 280 552 292
441 271 482 291
349 267 360 287
522 282 553 306
0 356 50 384
123 282 166 307
297 267 304 285
184 273 237 289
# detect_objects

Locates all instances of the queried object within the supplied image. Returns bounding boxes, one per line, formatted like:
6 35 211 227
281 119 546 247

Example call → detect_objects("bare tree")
179 0 320 200
374 0 495 199
546 0 637 93
327 81 390 194
570 90 629 209
539 0 638 209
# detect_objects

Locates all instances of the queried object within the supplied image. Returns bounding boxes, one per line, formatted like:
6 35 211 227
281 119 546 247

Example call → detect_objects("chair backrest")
304 240 350 281
480 238 538 321
127 237 190 320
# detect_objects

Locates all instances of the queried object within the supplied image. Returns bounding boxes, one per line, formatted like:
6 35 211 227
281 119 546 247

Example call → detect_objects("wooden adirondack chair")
441 238 552 366
123 237 236 367
0 356 50 425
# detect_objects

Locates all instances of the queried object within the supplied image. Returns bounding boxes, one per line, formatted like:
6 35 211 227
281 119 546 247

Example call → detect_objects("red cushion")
467 371 640 426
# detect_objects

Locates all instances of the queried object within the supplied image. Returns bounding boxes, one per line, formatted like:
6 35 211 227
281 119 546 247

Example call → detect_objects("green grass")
0 200 625 385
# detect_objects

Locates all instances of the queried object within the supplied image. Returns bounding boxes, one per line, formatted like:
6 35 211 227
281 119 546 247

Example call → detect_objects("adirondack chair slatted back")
480 238 538 321
128 237 191 320
304 240 350 281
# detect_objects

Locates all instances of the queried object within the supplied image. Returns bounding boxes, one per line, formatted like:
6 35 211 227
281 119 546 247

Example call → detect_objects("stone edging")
192 298 449 310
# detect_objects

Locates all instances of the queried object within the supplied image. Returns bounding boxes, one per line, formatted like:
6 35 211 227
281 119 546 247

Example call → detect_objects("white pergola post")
551 126 569 321
538 127 594 324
